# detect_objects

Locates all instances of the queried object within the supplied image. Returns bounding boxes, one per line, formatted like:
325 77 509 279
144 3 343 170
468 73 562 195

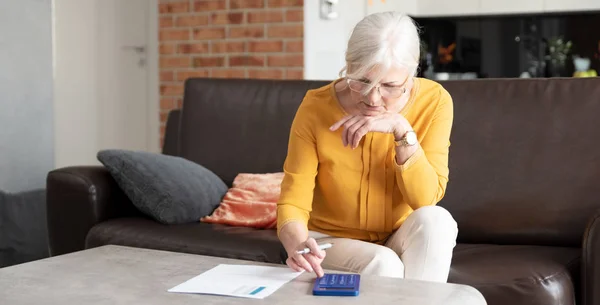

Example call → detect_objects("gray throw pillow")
97 149 228 225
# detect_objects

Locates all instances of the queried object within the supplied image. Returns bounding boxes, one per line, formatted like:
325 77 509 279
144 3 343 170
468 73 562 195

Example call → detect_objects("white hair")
340 12 421 87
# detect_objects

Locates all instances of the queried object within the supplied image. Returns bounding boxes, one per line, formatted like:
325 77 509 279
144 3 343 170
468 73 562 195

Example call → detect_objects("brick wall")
158 0 304 146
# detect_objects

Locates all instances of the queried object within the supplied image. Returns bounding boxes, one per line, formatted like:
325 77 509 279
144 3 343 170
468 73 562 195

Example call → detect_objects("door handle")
122 46 146 54
121 46 147 67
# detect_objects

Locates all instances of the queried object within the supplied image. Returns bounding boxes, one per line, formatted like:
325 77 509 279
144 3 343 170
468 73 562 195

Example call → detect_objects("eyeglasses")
346 78 408 99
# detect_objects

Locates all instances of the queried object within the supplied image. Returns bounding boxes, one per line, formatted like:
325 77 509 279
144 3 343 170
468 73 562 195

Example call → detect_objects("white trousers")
310 206 458 283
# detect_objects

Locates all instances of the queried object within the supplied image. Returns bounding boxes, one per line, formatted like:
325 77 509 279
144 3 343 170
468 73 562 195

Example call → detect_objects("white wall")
147 1 160 154
304 1 367 80
0 0 54 192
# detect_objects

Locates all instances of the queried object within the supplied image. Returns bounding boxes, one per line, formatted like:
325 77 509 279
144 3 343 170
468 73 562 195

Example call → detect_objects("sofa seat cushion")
449 244 581 305
85 217 285 264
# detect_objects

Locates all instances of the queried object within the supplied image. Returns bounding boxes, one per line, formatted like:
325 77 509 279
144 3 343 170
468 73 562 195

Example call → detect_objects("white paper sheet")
168 264 304 299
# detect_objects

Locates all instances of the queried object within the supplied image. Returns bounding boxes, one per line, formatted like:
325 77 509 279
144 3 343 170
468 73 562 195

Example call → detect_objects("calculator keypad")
318 274 357 289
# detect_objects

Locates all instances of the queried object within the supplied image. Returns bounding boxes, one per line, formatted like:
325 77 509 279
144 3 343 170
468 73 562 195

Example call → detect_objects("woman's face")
347 66 414 116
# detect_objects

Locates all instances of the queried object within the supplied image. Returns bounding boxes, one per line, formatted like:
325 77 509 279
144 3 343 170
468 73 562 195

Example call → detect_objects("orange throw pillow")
200 172 284 229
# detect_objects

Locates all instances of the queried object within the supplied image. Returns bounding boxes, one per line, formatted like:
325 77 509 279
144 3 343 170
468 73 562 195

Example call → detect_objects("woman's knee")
363 247 405 278
410 206 458 237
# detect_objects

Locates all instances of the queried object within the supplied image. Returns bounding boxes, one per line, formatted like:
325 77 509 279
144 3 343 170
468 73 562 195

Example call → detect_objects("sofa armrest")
46 166 141 256
583 208 600 305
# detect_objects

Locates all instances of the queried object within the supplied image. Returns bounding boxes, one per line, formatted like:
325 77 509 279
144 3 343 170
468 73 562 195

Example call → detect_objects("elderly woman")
277 12 458 283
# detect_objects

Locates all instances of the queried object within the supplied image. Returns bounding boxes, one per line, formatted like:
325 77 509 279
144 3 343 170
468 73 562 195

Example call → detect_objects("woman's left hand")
330 113 411 149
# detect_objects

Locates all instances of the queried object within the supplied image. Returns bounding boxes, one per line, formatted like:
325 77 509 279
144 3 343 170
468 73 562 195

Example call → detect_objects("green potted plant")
545 36 572 77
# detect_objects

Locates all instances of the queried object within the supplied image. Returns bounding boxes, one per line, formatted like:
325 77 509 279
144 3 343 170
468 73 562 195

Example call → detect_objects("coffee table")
0 245 486 304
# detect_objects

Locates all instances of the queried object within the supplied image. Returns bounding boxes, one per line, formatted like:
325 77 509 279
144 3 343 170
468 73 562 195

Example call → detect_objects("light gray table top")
0 245 486 305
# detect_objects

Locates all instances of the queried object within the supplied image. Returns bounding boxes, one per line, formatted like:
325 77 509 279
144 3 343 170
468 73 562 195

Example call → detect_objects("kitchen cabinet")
417 0 480 17
480 0 544 15
366 0 417 16
406 0 599 17
544 0 600 13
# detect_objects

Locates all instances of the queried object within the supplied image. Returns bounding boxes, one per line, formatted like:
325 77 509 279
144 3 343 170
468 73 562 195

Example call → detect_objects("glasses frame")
346 78 409 99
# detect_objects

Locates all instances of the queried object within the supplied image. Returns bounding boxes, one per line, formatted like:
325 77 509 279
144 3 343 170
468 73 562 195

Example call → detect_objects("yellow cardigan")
277 78 454 243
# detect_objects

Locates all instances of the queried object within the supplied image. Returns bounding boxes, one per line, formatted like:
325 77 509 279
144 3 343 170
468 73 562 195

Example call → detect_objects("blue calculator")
312 273 360 296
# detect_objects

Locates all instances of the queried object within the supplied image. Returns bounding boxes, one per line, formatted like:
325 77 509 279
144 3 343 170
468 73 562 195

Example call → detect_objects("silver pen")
296 243 333 255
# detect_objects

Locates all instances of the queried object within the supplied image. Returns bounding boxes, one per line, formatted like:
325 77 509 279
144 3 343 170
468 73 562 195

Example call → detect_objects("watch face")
406 132 418 145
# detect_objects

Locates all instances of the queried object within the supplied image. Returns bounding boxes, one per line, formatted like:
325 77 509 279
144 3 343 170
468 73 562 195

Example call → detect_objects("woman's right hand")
286 237 326 277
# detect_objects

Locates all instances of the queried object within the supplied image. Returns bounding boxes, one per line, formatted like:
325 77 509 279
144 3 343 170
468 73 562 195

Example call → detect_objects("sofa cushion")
201 172 284 229
97 150 228 225
439 78 600 247
179 78 329 186
449 244 580 305
85 217 285 264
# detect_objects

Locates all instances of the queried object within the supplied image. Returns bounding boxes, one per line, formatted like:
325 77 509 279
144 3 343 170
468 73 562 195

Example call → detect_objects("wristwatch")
395 131 418 147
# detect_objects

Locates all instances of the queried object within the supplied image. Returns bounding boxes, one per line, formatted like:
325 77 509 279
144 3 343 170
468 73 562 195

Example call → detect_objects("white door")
53 0 156 168
97 0 150 153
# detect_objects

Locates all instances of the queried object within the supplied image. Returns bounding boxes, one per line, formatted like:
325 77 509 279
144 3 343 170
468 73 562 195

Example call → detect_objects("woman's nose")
366 88 382 106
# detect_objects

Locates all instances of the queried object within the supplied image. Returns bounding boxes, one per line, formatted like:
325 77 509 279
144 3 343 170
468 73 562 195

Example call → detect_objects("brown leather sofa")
47 77 600 305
